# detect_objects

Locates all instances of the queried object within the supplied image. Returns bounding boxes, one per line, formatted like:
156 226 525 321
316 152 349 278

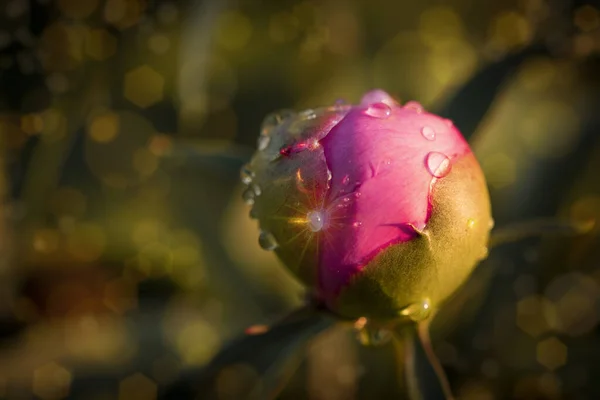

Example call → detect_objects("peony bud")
242 90 492 321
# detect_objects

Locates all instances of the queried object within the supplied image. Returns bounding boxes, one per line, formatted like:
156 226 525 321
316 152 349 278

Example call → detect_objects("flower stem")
396 320 454 400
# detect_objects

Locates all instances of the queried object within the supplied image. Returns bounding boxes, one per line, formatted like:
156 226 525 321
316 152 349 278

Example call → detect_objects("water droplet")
488 218 495 230
425 152 452 178
300 109 317 120
420 126 436 141
258 230 278 250
352 221 362 228
444 118 453 127
467 218 476 229
327 169 332 181
400 298 431 322
257 135 270 151
307 210 326 232
240 164 254 184
242 187 255 205
404 101 424 113
364 102 392 119
342 175 350 185
261 110 294 134
251 184 262 196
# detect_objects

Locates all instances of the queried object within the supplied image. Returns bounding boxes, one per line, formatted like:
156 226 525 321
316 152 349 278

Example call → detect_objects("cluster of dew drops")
240 98 455 253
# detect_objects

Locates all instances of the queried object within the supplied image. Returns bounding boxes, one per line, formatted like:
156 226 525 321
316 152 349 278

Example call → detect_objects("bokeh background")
1 0 600 399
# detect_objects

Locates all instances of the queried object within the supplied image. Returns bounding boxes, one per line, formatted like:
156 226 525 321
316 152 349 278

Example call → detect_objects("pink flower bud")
243 90 492 320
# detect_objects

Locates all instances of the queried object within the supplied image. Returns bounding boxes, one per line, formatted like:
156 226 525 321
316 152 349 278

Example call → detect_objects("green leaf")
160 307 335 400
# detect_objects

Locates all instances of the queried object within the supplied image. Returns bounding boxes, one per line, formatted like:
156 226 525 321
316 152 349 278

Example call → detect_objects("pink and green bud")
242 90 492 320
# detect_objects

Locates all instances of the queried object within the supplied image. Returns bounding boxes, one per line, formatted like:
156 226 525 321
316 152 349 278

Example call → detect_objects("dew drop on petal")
307 210 326 232
342 174 350 185
240 164 254 184
251 184 262 196
261 110 294 134
300 109 317 120
257 135 270 150
258 230 278 250
425 152 452 178
364 102 392 119
400 298 431 322
352 221 362 228
420 126 436 141
444 118 453 127
242 187 255 205
467 218 476 229
404 101 424 113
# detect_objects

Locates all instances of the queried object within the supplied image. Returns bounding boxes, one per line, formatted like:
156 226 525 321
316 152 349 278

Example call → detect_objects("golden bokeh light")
488 11 532 52
57 0 99 20
88 111 120 143
216 11 253 50
536 337 568 370
124 66 165 108
32 362 72 400
118 373 157 400
66 223 106 262
85 29 118 60
574 5 600 32
516 295 555 337
104 0 146 30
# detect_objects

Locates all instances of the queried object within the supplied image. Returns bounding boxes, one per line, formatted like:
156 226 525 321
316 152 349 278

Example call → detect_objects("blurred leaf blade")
160 307 336 400
435 45 549 142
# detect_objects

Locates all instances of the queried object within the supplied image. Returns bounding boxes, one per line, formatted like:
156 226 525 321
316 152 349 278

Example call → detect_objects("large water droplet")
364 102 392 119
425 152 452 178
404 101 424 113
420 126 436 141
258 230 278 250
257 135 270 151
240 164 254 184
307 210 326 232
400 299 431 322
242 187 255 205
